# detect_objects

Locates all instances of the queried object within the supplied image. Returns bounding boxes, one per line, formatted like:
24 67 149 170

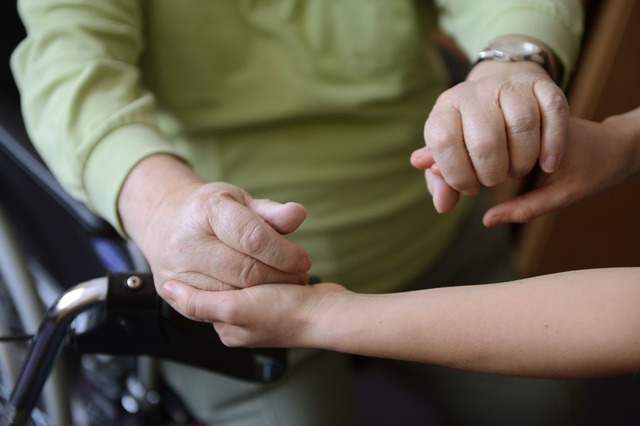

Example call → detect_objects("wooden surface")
517 0 640 276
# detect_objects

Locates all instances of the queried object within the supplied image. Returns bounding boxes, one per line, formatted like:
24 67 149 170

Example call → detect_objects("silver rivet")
125 275 143 290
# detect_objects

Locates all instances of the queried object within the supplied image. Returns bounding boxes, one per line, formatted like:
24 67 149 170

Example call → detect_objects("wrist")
467 58 550 82
118 154 203 246
602 108 640 178
302 284 358 351
473 36 563 85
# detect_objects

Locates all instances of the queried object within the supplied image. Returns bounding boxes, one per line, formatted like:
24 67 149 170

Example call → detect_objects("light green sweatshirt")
12 0 582 293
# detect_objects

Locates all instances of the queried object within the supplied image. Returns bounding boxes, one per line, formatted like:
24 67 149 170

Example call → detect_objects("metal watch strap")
477 40 562 85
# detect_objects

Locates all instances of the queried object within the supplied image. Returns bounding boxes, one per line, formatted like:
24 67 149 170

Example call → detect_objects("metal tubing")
1 277 108 426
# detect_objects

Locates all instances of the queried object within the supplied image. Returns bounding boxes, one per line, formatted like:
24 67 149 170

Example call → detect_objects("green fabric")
436 0 584 88
11 0 583 294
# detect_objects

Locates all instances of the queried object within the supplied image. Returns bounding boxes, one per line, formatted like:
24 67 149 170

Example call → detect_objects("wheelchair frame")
0 7 287 425
0 100 289 426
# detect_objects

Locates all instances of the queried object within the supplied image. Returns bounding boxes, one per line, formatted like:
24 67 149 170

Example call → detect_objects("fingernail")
162 282 175 300
542 154 558 173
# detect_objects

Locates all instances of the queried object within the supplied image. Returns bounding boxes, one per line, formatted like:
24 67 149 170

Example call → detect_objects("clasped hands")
411 60 569 224
147 60 625 345
412 60 630 228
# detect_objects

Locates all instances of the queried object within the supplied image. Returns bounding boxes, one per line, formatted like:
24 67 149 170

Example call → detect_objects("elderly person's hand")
118 154 312 317
412 52 569 214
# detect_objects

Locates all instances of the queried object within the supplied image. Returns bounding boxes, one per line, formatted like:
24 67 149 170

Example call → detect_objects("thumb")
250 200 307 235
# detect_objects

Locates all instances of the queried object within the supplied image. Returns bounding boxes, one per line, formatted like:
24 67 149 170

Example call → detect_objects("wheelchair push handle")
1 277 108 426
1 272 287 426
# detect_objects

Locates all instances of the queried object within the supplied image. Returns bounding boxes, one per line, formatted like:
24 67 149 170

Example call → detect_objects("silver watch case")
477 40 548 68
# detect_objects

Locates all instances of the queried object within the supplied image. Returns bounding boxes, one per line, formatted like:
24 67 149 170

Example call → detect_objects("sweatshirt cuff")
83 123 183 236
465 7 582 88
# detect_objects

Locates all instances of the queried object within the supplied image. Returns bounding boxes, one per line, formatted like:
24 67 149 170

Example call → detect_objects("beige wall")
518 0 640 276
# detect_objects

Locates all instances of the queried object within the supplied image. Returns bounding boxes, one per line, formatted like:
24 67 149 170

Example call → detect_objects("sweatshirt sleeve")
11 0 183 233
435 0 584 88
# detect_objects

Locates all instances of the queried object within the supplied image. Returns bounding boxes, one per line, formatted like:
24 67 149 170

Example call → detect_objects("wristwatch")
477 40 562 85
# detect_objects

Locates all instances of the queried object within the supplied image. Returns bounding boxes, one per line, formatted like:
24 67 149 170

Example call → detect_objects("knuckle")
239 221 267 255
507 113 538 136
545 93 569 116
215 292 242 323
182 292 202 320
190 187 215 211
424 123 455 155
238 256 265 286
467 140 497 163
537 82 569 115
425 97 461 154
435 87 457 105
514 204 540 223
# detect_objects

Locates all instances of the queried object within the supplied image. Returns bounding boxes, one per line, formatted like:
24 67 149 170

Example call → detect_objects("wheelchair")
0 5 287 426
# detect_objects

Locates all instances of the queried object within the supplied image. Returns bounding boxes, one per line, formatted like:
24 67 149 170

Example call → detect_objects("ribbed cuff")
471 7 582 88
83 123 183 236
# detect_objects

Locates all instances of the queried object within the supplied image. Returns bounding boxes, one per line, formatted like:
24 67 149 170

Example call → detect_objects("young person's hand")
483 110 640 226
118 155 312 318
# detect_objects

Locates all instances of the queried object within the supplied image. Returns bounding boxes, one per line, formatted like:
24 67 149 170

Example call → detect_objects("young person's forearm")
308 268 640 378
603 107 640 178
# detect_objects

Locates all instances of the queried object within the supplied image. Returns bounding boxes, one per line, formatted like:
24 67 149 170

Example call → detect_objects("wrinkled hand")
119 155 312 318
162 280 349 348
482 115 637 226
143 182 311 292
411 60 569 213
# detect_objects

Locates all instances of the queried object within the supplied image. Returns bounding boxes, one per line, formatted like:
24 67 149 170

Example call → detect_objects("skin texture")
162 268 640 379
413 107 640 226
482 108 640 226
411 58 570 214
160 107 640 379
118 154 312 298
118 36 572 320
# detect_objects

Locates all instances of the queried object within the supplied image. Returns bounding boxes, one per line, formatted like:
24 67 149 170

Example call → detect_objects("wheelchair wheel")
0 206 72 426
0 207 31 411
0 283 24 422
0 234 49 426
